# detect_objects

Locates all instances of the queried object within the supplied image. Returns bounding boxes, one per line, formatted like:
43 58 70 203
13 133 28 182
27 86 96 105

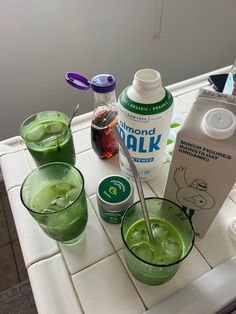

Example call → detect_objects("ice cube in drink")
125 218 184 265
20 111 76 166
31 182 87 243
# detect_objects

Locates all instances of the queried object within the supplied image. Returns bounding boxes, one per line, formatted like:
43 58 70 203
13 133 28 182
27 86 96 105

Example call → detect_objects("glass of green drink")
20 111 76 166
121 197 194 285
20 162 88 245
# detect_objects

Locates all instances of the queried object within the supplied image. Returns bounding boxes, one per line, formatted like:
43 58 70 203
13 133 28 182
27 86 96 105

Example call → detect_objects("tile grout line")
194 244 213 270
9 241 21 282
87 196 118 251
75 147 92 157
115 250 148 311
87 196 148 311
146 181 159 198
25 241 60 269
68 250 147 312
72 125 91 133
69 251 116 276
58 247 86 314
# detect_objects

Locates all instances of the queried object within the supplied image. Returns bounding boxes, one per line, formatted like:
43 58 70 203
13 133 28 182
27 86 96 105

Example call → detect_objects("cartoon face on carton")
174 166 215 219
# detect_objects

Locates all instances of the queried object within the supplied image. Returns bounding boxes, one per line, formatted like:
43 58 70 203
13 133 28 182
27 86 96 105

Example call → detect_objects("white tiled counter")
1 66 236 314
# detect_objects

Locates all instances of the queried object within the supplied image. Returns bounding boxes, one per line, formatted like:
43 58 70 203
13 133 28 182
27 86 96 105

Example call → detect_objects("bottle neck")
128 69 165 103
133 69 162 91
94 91 117 109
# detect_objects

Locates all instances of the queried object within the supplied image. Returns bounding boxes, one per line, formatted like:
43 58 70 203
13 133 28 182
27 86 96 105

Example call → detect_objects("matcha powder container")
97 175 134 224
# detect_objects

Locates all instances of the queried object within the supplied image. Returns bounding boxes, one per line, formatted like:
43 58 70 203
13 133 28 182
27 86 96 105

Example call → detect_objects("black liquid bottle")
65 72 118 159
90 74 118 159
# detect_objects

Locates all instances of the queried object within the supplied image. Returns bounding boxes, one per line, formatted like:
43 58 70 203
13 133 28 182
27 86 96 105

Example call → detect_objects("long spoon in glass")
68 103 80 129
111 123 154 243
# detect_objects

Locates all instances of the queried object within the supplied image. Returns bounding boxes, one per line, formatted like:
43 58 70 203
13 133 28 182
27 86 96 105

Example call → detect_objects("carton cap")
201 108 236 139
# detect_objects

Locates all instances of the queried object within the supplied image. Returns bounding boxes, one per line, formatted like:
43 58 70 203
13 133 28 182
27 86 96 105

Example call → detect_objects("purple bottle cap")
90 74 116 93
65 72 116 93
65 72 91 90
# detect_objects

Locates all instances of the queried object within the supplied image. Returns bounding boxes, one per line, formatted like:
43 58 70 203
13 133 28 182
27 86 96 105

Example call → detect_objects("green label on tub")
99 209 126 224
98 176 131 204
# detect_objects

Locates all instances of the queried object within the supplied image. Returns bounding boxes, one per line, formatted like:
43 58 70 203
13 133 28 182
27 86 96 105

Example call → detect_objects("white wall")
0 0 235 140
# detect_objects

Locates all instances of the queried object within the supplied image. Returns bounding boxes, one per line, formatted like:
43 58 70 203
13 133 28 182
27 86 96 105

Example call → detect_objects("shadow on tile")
0 244 19 293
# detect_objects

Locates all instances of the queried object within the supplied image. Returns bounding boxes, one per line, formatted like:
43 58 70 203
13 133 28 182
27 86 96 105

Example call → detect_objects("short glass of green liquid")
20 162 88 245
20 111 76 166
121 197 195 285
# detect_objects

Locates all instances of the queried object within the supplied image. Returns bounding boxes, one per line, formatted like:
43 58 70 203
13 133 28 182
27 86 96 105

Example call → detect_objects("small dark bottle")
65 72 119 159
90 74 119 159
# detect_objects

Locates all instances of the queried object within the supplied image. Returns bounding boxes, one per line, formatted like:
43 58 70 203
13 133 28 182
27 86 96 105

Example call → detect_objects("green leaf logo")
109 186 117 196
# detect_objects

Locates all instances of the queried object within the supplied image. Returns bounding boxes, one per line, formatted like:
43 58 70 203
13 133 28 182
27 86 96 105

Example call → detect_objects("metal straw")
112 125 154 243
68 103 80 128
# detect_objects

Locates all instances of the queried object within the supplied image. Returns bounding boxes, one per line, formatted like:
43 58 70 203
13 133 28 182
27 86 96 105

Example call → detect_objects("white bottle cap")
201 108 236 139
227 217 236 241
133 69 163 91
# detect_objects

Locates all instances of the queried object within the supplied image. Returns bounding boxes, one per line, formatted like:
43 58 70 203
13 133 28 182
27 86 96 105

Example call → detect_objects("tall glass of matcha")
121 197 194 285
20 162 88 245
20 111 76 166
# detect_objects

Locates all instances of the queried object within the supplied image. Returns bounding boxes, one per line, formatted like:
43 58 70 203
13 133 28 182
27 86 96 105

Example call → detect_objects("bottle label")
119 87 173 115
91 108 119 159
118 88 173 180
118 121 162 153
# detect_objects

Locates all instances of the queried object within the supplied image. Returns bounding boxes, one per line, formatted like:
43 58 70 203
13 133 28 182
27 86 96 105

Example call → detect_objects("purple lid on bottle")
65 72 91 90
91 74 116 93
65 72 116 93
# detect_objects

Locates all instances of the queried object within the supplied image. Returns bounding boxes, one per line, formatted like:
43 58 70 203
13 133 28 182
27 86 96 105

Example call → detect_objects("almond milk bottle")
118 69 173 181
164 89 236 237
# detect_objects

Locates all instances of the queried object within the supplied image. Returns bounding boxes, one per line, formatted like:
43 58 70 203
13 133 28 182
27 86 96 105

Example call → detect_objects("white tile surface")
177 89 199 109
76 150 122 196
71 112 93 131
8 187 59 267
90 197 122 250
28 253 83 314
148 162 170 198
89 181 156 250
60 198 114 274
0 136 23 154
167 80 206 98
24 149 37 170
118 246 210 309
195 197 236 268
1 68 235 314
1 150 31 191
73 127 91 154
173 97 190 114
72 253 145 314
144 256 236 314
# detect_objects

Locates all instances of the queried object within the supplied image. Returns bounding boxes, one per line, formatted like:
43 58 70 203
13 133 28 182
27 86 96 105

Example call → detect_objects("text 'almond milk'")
118 69 173 181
